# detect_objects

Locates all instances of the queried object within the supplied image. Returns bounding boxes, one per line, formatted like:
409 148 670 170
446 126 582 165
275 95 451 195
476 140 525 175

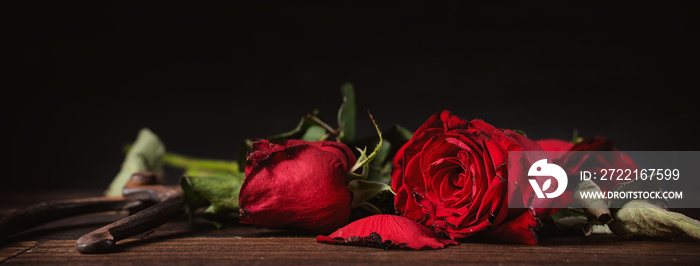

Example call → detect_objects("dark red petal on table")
317 214 458 250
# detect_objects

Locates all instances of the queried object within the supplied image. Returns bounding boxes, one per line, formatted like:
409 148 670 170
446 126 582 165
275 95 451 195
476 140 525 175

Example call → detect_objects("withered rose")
239 139 355 234
392 110 553 244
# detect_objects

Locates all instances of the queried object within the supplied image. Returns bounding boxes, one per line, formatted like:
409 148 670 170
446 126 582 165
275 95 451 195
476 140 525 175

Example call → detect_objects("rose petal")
481 210 538 245
317 214 458 250
535 139 573 161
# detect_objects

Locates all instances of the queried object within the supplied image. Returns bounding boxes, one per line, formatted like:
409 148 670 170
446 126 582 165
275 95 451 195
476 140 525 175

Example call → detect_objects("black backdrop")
3 1 699 191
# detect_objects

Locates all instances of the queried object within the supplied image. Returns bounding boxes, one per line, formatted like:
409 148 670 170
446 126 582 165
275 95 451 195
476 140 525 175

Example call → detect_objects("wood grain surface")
1 190 699 265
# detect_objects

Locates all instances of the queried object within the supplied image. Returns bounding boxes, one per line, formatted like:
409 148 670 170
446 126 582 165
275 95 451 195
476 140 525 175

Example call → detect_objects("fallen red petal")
316 214 458 250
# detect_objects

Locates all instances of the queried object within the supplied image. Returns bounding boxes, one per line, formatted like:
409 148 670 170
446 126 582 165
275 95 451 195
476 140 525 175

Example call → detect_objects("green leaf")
366 141 392 184
106 128 165 197
301 125 329 141
268 114 317 141
389 124 413 142
337 83 356 142
179 176 210 221
180 173 245 212
350 112 382 174
608 200 700 240
348 179 392 209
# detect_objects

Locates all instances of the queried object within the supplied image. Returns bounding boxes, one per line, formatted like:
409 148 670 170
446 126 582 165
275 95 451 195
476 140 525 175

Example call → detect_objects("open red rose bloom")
392 110 554 244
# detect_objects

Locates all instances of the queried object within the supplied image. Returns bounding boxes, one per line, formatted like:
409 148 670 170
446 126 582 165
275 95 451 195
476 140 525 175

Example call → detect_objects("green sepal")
349 112 383 174
571 129 584 144
511 129 527 137
348 179 393 209
349 124 413 185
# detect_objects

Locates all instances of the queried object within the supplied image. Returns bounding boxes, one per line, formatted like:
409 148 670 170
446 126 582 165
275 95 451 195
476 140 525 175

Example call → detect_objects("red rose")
239 139 356 234
391 110 553 244
535 139 574 161
537 137 637 194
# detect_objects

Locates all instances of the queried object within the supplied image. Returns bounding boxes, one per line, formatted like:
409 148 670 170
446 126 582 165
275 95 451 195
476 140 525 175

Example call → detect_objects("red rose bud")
392 110 554 244
317 214 458 250
239 139 356 234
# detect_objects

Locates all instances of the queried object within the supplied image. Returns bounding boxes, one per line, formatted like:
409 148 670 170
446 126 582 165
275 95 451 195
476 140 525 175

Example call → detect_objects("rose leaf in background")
105 128 165 197
267 109 322 142
301 125 329 142
337 82 356 143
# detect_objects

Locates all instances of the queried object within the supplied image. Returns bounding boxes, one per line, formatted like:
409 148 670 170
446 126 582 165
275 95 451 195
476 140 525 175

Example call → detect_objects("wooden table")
2 190 699 265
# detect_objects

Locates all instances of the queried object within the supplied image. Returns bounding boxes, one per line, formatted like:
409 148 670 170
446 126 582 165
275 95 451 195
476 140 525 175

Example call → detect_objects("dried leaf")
105 128 165 196
609 200 700 240
573 180 612 224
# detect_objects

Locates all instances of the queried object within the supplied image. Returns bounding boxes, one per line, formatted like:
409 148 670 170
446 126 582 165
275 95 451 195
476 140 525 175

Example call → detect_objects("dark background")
2 1 698 191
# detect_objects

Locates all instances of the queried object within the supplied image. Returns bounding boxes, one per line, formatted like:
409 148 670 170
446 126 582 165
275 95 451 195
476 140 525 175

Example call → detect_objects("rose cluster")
237 110 636 249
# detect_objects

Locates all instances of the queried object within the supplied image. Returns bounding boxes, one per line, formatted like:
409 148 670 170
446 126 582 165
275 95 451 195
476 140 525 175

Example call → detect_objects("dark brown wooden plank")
0 242 37 263
3 190 700 265
2 237 699 265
